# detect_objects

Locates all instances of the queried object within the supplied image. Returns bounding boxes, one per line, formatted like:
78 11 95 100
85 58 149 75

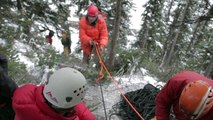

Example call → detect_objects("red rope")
94 45 145 120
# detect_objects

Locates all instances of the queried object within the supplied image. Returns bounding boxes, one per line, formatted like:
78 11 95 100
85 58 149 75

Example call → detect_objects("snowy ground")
84 71 164 120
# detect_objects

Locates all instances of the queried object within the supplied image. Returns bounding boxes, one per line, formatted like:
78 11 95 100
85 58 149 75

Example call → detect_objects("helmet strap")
191 87 212 119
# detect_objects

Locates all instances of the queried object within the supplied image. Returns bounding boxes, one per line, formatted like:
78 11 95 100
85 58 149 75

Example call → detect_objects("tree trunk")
107 0 122 70
166 0 174 22
17 0 22 11
160 4 181 68
163 0 191 66
138 21 148 49
204 56 213 78
186 21 201 52
204 33 213 78
142 27 149 49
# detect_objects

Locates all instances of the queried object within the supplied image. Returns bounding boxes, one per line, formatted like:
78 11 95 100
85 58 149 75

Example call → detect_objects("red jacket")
12 84 96 120
79 16 108 55
156 71 213 120
46 35 53 45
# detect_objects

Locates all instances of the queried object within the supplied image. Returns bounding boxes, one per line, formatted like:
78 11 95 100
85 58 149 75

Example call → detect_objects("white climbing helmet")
43 67 87 109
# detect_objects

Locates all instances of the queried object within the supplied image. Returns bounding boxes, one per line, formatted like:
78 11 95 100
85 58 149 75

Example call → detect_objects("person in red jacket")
79 4 108 64
156 71 213 120
46 30 54 45
12 67 95 120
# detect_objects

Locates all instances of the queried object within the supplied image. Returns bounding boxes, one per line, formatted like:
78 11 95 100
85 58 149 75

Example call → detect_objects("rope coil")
111 84 160 120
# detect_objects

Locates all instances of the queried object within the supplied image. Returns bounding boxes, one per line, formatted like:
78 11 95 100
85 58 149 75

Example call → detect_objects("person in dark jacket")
156 71 213 120
61 31 71 55
0 54 95 120
0 53 18 120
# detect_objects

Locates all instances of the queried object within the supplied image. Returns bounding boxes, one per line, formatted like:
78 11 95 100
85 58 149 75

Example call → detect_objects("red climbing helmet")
87 4 99 17
179 80 213 119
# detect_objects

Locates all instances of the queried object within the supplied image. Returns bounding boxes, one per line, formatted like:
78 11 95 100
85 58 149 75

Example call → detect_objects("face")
62 33 67 40
87 15 97 24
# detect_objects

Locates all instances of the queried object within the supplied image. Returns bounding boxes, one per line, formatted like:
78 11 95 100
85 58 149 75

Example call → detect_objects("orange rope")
94 45 145 120
95 60 104 83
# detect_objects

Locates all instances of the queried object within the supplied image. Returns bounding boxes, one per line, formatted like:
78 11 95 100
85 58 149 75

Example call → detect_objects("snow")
0 38 5 44
130 0 149 30
155 41 163 49
51 35 64 53
17 53 34 69
126 35 136 48
14 40 31 53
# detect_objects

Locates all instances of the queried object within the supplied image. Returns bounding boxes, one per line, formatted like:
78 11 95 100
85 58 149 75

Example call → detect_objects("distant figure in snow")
46 30 54 45
61 31 71 55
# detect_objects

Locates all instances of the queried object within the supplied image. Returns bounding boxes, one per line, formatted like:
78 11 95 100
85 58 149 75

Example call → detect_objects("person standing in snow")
79 4 108 64
0 54 95 120
156 71 213 120
61 31 71 55
46 30 54 45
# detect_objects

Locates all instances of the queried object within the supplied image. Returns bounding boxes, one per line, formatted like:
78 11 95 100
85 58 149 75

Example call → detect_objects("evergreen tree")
0 0 72 84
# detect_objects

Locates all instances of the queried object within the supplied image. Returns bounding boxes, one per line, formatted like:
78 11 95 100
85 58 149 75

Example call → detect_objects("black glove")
90 40 98 46
0 53 8 75
99 45 104 54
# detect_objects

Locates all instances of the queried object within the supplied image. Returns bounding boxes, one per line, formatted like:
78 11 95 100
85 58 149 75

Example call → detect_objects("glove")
90 40 98 46
0 53 8 75
99 45 104 54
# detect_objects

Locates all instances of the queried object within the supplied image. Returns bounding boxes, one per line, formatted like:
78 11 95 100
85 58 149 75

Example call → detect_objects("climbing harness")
94 45 145 120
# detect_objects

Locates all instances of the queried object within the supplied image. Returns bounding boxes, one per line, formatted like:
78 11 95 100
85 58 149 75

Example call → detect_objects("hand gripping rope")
94 45 145 120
